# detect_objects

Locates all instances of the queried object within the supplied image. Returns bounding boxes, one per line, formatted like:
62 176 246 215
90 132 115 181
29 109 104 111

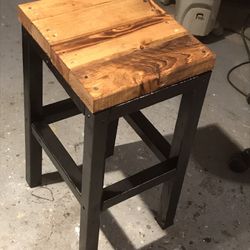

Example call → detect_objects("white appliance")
160 0 221 36
175 0 221 36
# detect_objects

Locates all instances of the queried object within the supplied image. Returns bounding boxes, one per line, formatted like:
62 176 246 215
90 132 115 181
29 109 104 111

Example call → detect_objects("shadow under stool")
18 0 215 249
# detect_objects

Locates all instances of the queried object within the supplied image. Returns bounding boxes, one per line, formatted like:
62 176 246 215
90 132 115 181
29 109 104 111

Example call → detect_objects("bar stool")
18 0 215 249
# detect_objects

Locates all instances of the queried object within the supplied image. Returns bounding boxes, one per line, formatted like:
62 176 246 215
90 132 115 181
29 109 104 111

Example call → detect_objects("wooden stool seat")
18 0 215 112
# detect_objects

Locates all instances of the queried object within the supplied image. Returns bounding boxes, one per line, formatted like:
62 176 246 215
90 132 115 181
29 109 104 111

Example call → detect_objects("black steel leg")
106 119 119 158
157 75 210 229
79 110 110 250
22 28 43 187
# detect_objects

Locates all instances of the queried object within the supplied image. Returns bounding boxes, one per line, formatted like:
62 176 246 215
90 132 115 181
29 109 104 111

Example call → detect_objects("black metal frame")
22 26 211 250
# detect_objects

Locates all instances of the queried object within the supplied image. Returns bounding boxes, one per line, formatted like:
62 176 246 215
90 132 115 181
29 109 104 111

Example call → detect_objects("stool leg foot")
22 28 43 188
156 179 174 229
157 76 210 229
106 119 119 158
79 111 109 250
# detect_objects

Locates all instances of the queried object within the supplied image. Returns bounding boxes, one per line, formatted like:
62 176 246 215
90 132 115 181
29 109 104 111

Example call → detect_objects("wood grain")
18 0 215 113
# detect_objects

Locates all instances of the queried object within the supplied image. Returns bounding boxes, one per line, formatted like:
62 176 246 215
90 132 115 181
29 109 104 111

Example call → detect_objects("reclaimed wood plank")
69 35 215 112
52 16 187 81
18 0 159 55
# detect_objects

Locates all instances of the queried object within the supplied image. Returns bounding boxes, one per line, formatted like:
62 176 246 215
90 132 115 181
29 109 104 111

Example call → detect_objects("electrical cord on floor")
227 14 250 173
225 14 250 104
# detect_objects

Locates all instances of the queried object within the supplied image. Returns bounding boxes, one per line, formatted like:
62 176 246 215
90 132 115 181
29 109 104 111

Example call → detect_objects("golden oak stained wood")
18 0 215 113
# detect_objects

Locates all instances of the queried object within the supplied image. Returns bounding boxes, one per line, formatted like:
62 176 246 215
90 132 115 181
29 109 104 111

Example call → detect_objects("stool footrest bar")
42 98 81 124
124 111 171 161
31 122 82 202
102 158 177 210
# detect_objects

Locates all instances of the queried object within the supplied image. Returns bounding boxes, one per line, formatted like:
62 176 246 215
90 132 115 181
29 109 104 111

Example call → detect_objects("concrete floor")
0 1 250 250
